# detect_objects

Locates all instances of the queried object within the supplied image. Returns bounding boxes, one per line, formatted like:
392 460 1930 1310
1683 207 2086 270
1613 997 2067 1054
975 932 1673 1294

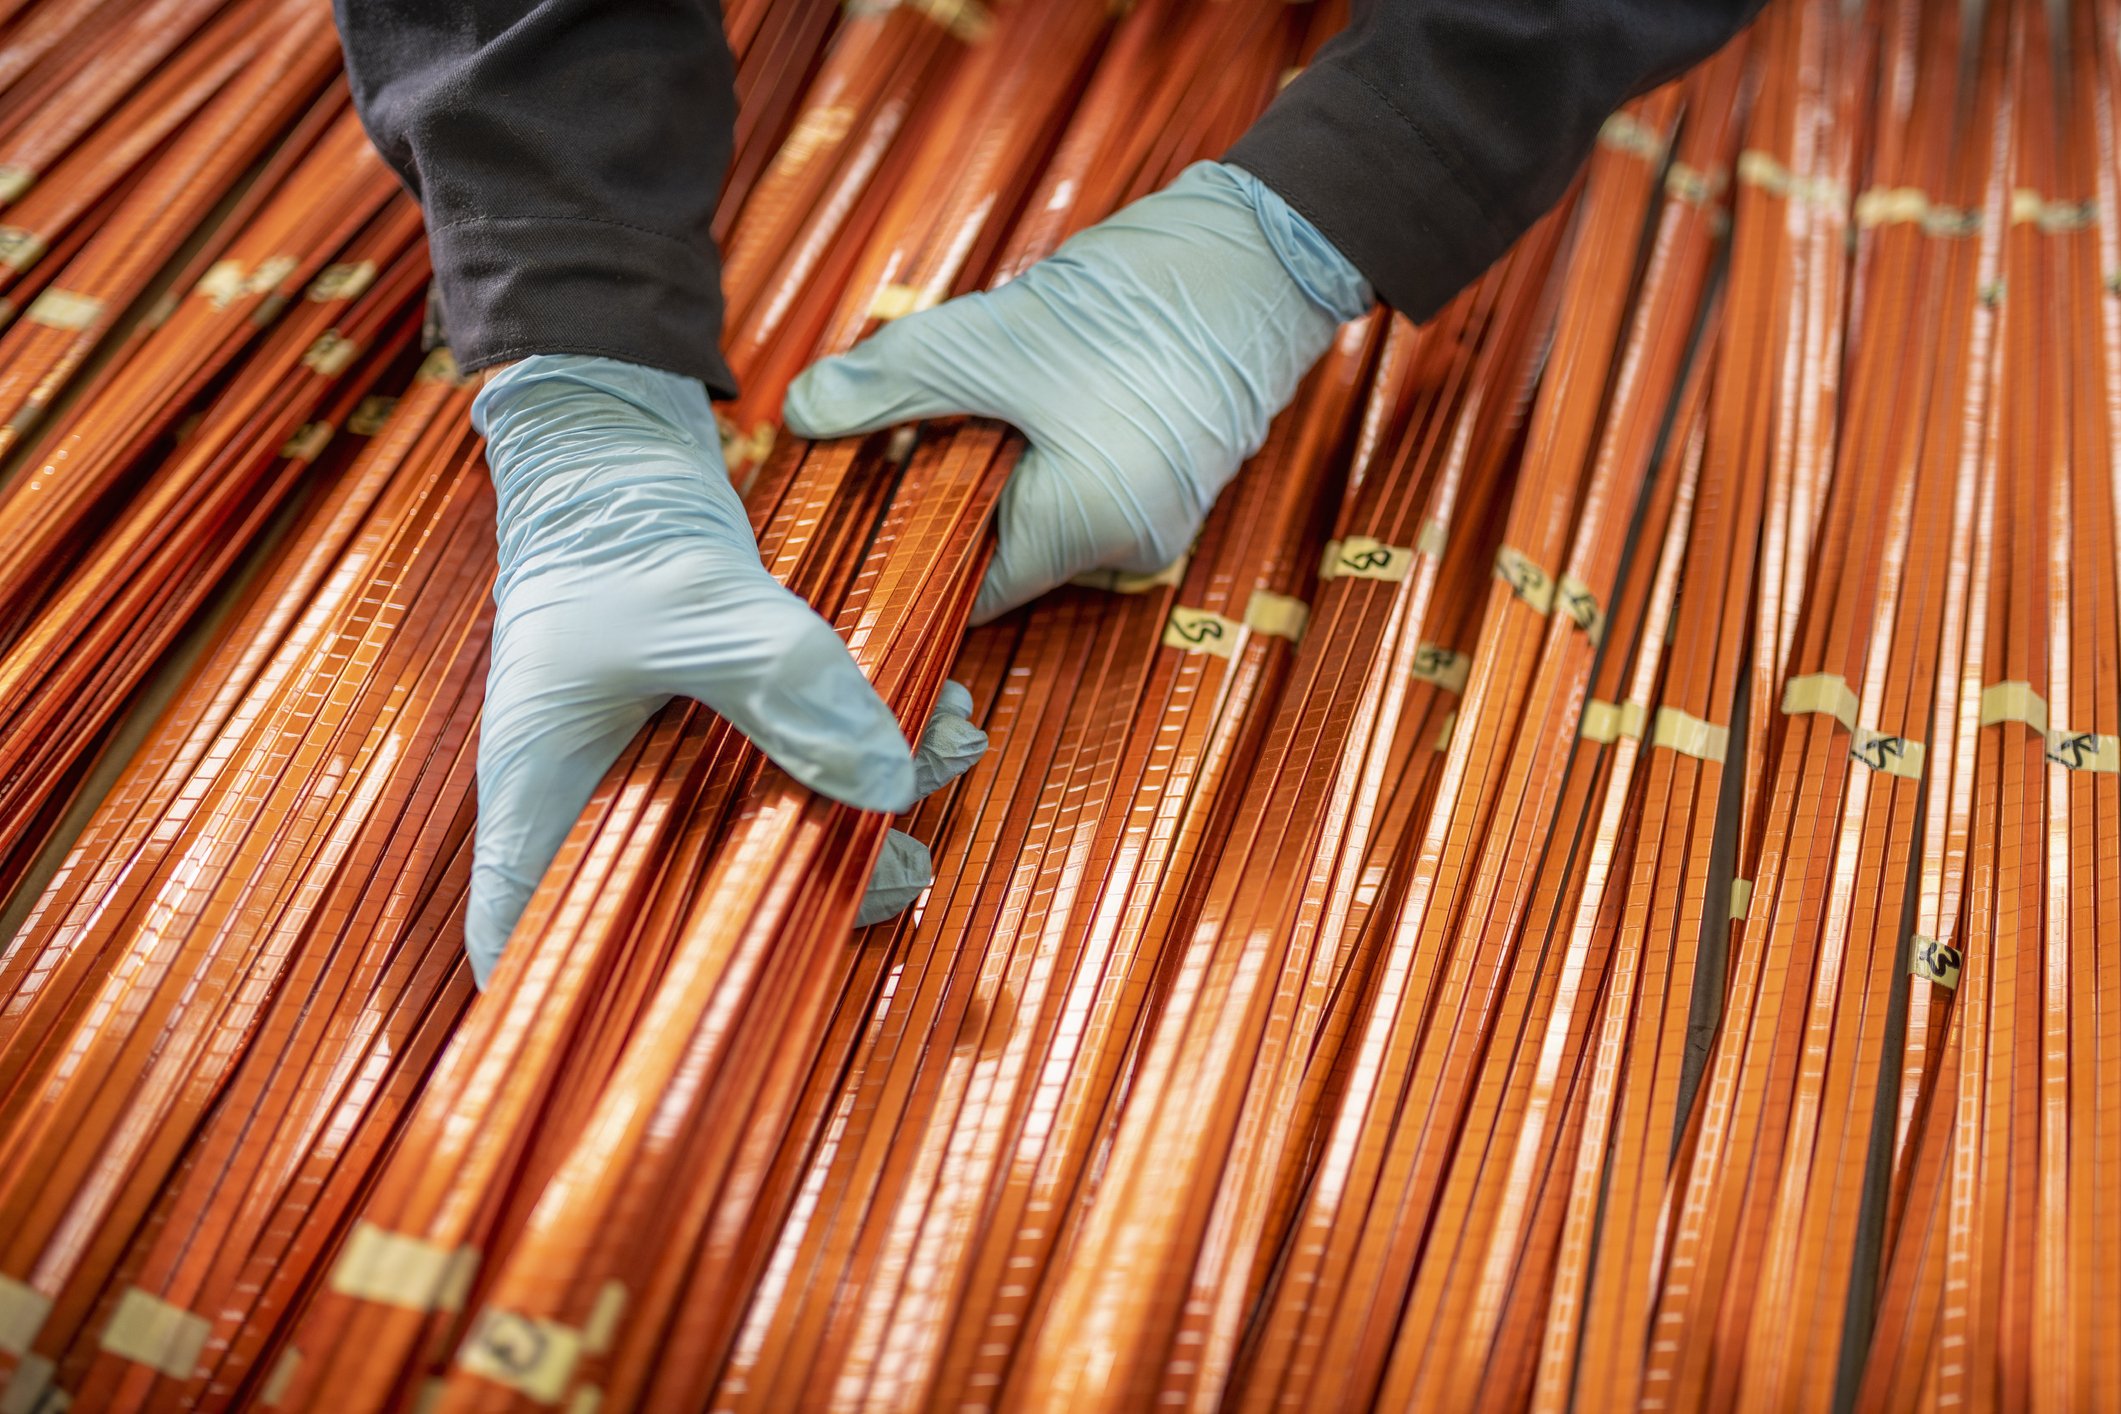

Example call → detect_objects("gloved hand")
782 160 1372 623
468 354 986 988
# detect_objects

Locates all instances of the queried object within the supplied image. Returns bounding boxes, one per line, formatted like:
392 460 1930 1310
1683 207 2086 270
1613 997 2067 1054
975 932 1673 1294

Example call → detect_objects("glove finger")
970 445 1190 625
911 679 986 799
467 676 661 989
664 567 917 814
782 301 1000 439
856 828 933 928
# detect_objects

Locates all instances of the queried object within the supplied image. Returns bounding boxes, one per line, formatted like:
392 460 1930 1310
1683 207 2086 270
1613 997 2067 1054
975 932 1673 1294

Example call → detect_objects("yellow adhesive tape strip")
307 260 378 303
1162 606 1239 658
457 1307 586 1403
0 1355 57 1414
1322 535 1416 582
2010 189 2095 231
1853 186 1930 227
1494 545 1555 613
1409 644 1470 694
22 289 101 331
99 1288 209 1379
0 1276 50 1355
1665 161 1726 206
195 260 246 308
567 1389 602 1414
243 255 299 296
417 348 465 385
2045 729 2121 773
1848 727 1924 779
1729 878 1754 920
1978 680 2050 734
0 227 46 271
302 331 361 377
1597 111 1668 162
1416 517 1449 559
868 282 937 321
583 1283 627 1355
1555 574 1604 641
348 396 397 436
1435 710 1457 752
1579 698 1647 744
0 165 34 202
282 421 335 463
260 1347 301 1406
1072 553 1188 594
1242 589 1307 642
779 104 854 167
329 1222 478 1312
1651 706 1728 762
1781 671 1860 731
1736 149 1847 209
1909 934 1962 989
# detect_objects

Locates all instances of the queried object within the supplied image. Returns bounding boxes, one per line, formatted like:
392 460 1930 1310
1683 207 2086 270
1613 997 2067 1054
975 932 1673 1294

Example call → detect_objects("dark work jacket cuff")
424 214 737 399
1225 62 1512 325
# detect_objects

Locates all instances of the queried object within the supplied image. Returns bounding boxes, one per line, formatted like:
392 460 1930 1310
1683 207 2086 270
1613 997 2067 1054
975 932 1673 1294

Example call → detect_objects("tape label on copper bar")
0 1275 50 1354
329 1222 477 1312
1910 934 1962 989
845 0 993 40
1729 878 1754 919
1598 111 1668 163
0 228 45 271
1651 707 1728 763
0 1354 57 1414
1163 606 1239 658
1781 671 1860 731
1978 680 2049 734
2045 729 2120 773
1853 186 1929 227
1849 727 1924 779
1409 643 1470 694
99 1288 209 1379
1323 536 1415 582
1494 546 1555 613
348 396 397 436
282 421 335 463
1243 590 1307 641
22 289 100 330
1435 710 1457 752
868 283 937 320
307 260 378 303
195 260 247 308
302 331 361 376
1555 574 1603 640
1665 161 1726 206
458 1307 586 1403
260 1347 300 1406
1580 698 1647 744
0 165 34 202
1073 554 1188 594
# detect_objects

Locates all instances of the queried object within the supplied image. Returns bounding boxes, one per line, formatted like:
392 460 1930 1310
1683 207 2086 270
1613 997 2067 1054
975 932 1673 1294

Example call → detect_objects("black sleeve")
333 0 739 396
1226 0 1764 320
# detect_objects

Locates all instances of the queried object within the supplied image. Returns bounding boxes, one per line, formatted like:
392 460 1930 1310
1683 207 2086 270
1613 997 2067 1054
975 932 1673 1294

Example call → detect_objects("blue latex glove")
782 161 1372 623
468 355 986 988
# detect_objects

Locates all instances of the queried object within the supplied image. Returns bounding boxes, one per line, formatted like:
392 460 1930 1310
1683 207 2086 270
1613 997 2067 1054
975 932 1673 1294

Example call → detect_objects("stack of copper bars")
0 1 2116 1410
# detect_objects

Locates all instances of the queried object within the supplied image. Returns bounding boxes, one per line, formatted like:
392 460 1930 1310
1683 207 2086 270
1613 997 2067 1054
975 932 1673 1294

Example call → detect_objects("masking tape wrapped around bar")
1729 878 1753 920
1780 671 1861 731
844 0 993 41
456 1284 627 1404
1073 553 1188 594
1736 149 1848 211
0 1354 59 1414
1909 934 1962 989
1665 161 1727 207
2009 188 2095 232
1409 643 1470 694
0 1275 51 1355
1580 698 1648 744
349 395 398 436
307 260 378 303
1243 589 1307 642
1320 535 1416 583
196 259 247 309
98 1288 210 1379
302 330 361 377
1848 726 1924 779
1854 186 1930 227
0 227 46 271
417 347 465 385
22 288 102 331
2044 729 2120 773
1555 573 1604 641
1597 111 1669 164
328 1221 480 1312
261 1347 302 1406
0 164 34 203
283 421 335 463
1978 680 2049 734
1163 606 1239 658
1435 710 1457 752
869 282 939 321
1494 545 1555 613
1650 706 1728 763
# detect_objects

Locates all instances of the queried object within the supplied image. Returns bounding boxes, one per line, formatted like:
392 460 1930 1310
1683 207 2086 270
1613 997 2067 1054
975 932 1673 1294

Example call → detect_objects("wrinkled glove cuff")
1213 161 1374 326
